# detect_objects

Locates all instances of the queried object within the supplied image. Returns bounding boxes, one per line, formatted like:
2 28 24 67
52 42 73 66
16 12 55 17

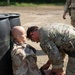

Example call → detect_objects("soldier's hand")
51 68 66 75
63 14 66 19
40 64 49 70
40 60 51 70
56 71 66 75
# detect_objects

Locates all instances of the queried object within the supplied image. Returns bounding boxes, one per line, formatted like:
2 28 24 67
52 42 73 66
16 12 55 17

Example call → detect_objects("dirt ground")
0 6 70 71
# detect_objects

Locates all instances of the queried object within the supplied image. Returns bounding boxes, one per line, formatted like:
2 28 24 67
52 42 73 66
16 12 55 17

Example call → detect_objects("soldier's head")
11 26 26 43
26 26 40 43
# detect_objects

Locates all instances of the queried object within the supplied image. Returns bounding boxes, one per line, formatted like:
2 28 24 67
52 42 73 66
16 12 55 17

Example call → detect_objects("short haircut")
26 26 38 40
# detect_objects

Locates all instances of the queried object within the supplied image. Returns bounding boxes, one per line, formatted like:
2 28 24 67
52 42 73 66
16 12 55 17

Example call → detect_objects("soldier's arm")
64 0 71 14
41 40 64 74
63 0 71 19
46 40 63 69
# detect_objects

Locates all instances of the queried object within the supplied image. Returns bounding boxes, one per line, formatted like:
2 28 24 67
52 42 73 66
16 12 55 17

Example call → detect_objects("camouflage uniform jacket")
11 42 42 75
39 23 75 69
64 0 75 15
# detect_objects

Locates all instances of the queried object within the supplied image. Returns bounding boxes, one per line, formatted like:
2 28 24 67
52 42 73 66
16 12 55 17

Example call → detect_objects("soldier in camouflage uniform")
11 26 51 75
63 0 75 27
26 23 75 75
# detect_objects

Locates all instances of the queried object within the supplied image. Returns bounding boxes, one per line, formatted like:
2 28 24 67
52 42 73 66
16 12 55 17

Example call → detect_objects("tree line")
1 0 66 3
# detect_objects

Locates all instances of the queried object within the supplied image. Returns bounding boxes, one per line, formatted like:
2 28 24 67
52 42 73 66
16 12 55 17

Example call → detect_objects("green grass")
0 2 65 6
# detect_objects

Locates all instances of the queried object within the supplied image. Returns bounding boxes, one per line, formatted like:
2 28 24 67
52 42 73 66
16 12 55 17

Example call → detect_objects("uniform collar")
14 40 27 48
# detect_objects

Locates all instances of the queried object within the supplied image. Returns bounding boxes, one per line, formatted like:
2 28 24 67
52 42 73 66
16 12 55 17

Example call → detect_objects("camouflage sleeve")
64 0 71 14
40 40 64 69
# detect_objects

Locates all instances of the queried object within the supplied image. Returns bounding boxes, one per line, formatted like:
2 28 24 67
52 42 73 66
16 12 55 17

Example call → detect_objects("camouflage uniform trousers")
64 40 75 75
66 57 75 75
71 9 75 27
